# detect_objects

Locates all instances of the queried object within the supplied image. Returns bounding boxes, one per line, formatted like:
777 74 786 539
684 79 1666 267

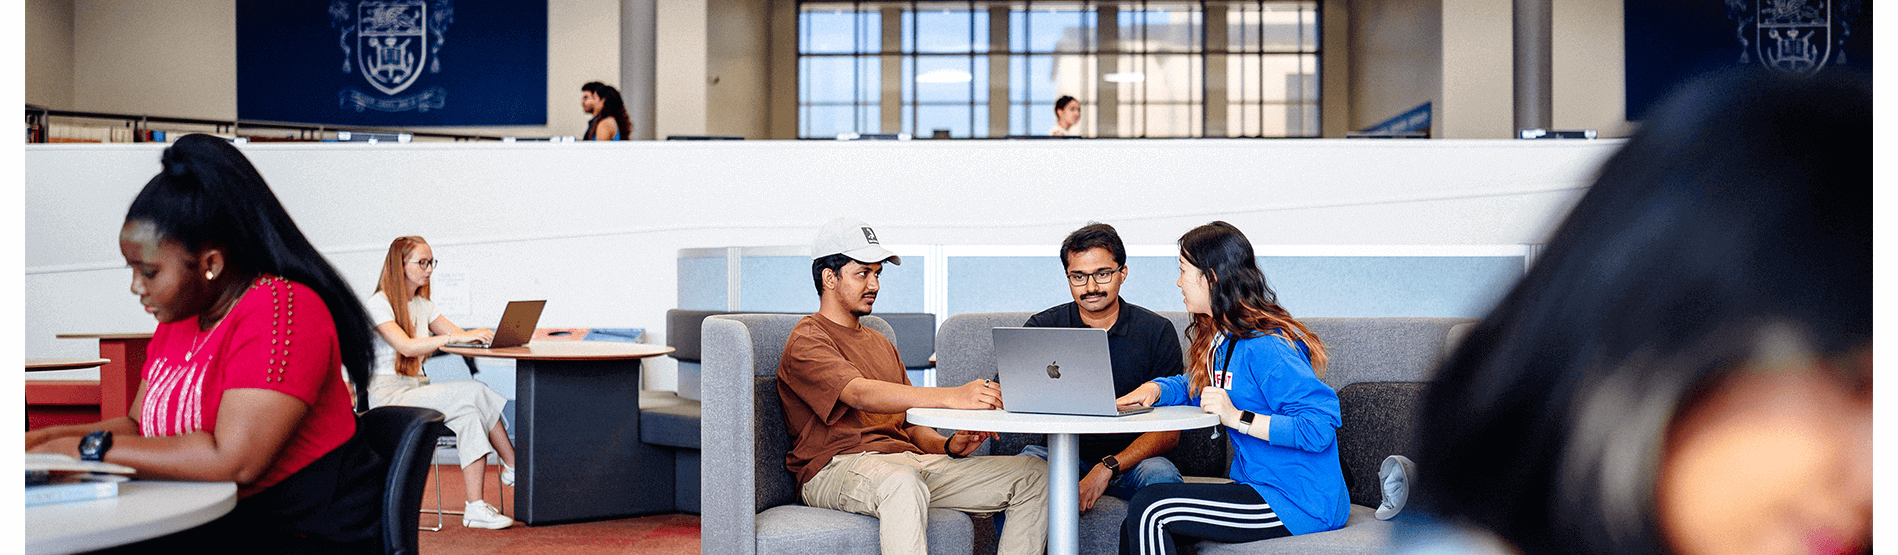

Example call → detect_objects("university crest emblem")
332 0 454 112
1726 0 1862 74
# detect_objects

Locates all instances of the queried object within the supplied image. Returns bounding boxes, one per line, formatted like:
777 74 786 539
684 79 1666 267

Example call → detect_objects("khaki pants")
803 451 1049 555
368 374 506 468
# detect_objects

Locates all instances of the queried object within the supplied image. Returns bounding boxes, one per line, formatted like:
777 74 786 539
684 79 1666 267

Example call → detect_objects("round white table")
907 406 1220 555
25 481 237 555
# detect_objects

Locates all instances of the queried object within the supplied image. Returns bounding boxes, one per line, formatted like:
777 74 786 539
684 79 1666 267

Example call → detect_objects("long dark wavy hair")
1411 69 1870 555
1177 221 1327 392
125 134 377 409
583 81 631 140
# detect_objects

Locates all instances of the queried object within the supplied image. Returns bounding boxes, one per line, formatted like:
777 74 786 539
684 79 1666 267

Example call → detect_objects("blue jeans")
1017 444 1183 500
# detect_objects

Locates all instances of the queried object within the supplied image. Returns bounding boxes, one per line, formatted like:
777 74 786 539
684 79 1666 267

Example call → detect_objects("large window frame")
797 1 1322 139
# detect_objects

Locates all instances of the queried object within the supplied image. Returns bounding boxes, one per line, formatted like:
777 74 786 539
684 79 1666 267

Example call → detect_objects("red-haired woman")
367 236 516 529
1115 221 1348 554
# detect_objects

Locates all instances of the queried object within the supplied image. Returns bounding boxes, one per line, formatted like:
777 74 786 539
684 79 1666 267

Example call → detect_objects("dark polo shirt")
1024 300 1184 464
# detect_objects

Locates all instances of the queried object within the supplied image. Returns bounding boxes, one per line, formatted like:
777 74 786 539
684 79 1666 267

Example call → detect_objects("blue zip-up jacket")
1150 331 1350 535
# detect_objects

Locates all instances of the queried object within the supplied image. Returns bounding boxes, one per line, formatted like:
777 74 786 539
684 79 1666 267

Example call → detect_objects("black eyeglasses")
407 259 438 270
1066 267 1123 286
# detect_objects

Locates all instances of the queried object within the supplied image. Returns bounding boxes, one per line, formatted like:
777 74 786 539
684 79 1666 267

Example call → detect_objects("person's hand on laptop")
449 329 495 345
945 430 996 457
1116 381 1162 408
944 379 1003 410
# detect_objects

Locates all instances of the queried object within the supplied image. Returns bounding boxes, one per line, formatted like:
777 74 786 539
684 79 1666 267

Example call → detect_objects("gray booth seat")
658 309 938 515
701 314 974 555
935 312 1476 555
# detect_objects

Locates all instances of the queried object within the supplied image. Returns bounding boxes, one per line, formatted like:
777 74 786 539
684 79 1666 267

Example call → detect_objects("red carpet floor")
417 465 700 554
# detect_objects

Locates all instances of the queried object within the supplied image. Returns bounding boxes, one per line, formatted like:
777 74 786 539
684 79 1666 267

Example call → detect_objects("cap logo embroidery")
861 227 879 244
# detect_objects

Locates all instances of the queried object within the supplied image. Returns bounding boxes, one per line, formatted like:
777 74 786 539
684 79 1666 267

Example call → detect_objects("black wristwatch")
79 430 113 462
1100 455 1121 478
945 430 966 459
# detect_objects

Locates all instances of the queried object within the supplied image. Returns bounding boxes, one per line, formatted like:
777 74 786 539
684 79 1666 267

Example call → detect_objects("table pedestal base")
514 358 672 525
1047 433 1080 555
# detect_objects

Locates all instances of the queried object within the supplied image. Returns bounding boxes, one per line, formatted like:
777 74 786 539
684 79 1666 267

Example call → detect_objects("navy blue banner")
238 0 547 126
1624 0 1870 121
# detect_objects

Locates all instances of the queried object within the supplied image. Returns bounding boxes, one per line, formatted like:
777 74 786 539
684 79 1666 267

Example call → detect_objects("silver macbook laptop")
992 327 1154 417
444 300 545 348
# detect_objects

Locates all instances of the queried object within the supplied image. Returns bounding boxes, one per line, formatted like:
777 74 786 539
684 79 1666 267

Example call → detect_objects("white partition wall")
25 139 1620 390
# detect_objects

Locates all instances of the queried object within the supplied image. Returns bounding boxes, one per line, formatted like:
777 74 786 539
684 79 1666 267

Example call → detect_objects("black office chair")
359 406 446 555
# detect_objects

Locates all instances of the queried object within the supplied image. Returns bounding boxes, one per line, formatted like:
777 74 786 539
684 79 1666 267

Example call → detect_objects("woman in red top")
25 134 383 551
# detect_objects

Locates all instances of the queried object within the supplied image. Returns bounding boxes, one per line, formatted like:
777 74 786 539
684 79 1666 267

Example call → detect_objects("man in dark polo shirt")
1019 223 1185 512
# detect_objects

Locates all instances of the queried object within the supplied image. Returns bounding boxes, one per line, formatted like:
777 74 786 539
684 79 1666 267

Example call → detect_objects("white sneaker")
1375 455 1416 521
500 463 515 487
463 500 514 530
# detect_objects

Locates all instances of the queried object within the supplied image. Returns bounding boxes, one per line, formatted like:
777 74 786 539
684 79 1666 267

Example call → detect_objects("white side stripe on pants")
1139 497 1282 555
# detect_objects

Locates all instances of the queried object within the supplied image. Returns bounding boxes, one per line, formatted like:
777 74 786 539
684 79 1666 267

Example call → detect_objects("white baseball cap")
811 218 902 265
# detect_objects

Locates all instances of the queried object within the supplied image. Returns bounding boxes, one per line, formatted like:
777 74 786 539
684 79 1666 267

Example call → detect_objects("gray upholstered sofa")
648 310 937 516
701 314 977 555
702 311 1474 555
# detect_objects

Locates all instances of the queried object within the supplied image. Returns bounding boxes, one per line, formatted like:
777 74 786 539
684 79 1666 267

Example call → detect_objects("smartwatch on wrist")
1100 455 1122 479
1235 411 1257 436
79 430 113 462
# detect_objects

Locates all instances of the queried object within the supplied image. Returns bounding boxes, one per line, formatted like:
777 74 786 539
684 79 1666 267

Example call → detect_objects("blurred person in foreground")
1399 68 1870 555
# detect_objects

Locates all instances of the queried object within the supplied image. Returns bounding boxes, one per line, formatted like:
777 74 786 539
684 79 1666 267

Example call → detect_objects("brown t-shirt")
777 313 922 486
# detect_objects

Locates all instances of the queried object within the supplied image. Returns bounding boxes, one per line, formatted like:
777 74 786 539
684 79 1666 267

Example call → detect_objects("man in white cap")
777 218 1051 555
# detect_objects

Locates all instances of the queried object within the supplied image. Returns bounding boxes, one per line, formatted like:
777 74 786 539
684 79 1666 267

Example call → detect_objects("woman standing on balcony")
581 81 631 141
366 236 517 530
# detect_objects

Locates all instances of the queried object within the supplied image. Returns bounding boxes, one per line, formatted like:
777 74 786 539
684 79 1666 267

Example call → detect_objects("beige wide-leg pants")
802 451 1050 555
368 374 507 468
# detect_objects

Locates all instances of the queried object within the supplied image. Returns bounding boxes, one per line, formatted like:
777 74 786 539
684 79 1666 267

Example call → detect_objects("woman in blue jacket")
1115 221 1349 555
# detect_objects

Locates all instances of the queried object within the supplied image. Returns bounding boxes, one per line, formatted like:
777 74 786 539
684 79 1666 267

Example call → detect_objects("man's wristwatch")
1235 411 1257 436
79 430 113 462
1100 455 1121 479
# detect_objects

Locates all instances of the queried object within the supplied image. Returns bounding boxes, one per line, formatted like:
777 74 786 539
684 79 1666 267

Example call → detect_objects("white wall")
73 0 233 120
25 0 75 108
706 0 772 139
654 0 709 137
1553 0 1634 136
1440 0 1515 139
1347 0 1440 132
24 139 1621 388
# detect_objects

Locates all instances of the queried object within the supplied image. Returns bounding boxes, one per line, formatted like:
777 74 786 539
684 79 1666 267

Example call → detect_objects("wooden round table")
56 332 155 419
442 341 675 525
25 358 111 372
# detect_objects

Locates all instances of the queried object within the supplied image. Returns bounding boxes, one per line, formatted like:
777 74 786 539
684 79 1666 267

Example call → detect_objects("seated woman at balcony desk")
25 134 382 550
1115 221 1348 554
365 235 517 530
